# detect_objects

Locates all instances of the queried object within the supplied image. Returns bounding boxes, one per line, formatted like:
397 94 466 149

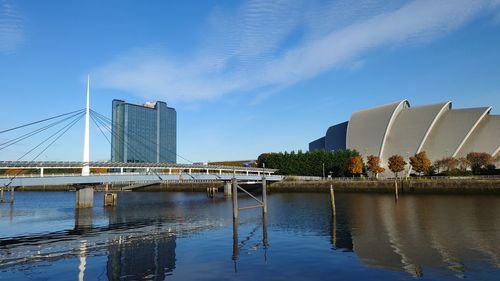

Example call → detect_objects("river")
0 191 499 280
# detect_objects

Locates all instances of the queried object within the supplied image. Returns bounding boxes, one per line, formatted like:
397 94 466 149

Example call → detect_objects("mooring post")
262 211 268 248
262 176 268 214
232 217 239 262
332 212 337 248
10 187 14 204
231 177 238 220
330 185 336 217
0 187 4 203
394 180 399 201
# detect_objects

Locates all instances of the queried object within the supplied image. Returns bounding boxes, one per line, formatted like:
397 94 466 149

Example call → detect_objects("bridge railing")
0 171 275 179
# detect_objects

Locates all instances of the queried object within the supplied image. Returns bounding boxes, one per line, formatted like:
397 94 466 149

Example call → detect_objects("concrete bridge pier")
224 182 232 197
76 187 94 208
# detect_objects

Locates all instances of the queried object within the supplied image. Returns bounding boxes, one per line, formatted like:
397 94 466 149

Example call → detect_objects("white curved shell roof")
420 107 490 162
347 100 409 158
381 102 451 164
456 115 500 157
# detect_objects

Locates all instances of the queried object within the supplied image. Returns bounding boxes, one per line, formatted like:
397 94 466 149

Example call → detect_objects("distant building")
111 99 176 163
310 100 500 176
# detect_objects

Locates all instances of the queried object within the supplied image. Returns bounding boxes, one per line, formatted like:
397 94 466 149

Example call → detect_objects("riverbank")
269 178 500 194
12 178 500 194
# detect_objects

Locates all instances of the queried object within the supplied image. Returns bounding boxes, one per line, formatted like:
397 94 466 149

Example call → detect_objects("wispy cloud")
92 0 500 103
0 0 25 54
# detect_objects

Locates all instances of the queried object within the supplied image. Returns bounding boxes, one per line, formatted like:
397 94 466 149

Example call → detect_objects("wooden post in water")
262 211 268 248
231 177 238 220
0 187 4 203
10 187 14 204
232 217 239 263
394 180 399 201
330 185 336 217
262 176 267 214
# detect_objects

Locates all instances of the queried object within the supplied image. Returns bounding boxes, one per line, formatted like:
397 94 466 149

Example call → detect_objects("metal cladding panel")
382 102 450 163
421 107 490 162
309 136 325 151
456 115 500 157
347 100 408 157
325 121 348 151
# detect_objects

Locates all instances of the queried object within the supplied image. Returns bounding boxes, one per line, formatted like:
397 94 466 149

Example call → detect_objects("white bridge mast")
82 75 90 176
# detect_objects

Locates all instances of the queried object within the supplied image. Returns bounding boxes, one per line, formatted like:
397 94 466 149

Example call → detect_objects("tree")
466 152 493 174
409 151 431 176
388 154 406 178
434 157 459 174
257 149 362 177
457 157 470 172
347 155 363 176
366 155 385 178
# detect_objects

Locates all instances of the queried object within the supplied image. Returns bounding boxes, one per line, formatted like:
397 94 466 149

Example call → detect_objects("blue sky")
1 0 500 163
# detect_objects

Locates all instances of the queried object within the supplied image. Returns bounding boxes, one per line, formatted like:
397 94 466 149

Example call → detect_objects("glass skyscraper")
111 99 176 163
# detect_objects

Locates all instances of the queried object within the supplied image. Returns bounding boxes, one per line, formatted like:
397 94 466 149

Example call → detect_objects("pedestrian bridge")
0 161 282 188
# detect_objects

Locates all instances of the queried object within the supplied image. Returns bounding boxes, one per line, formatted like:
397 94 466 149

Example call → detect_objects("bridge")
0 161 280 187
0 76 282 208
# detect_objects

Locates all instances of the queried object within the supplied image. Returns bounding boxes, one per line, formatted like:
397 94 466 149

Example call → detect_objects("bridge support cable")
17 112 86 161
3 113 85 189
0 109 86 151
90 110 194 164
0 109 85 134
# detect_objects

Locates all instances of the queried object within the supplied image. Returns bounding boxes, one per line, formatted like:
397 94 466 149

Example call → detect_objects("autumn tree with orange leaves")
347 155 363 177
366 155 385 178
388 154 406 178
409 151 431 176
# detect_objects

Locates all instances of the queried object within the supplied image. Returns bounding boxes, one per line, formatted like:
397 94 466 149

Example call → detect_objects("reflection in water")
106 234 176 281
345 194 500 278
78 240 87 281
232 211 269 272
1 192 499 280
74 208 93 230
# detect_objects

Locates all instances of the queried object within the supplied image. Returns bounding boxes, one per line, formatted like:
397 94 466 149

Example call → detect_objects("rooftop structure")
310 100 500 176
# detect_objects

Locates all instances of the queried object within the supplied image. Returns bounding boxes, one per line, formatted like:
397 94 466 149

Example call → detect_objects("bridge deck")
0 173 283 188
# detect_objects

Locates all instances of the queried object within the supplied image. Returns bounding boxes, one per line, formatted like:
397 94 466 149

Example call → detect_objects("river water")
0 191 499 280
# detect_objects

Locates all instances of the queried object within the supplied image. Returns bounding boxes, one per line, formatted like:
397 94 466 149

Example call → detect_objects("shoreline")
269 179 500 195
10 178 500 195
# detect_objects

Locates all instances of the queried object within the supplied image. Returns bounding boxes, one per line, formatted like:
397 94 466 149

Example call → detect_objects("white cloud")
0 0 25 54
92 0 500 103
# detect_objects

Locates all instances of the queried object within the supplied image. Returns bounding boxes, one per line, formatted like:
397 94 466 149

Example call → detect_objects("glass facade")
111 99 177 163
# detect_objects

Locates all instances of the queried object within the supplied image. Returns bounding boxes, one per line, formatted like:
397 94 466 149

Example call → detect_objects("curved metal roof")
380 102 451 175
420 107 491 162
456 115 500 157
347 100 409 158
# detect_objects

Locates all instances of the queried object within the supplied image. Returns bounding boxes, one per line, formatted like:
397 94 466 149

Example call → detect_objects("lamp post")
322 163 325 180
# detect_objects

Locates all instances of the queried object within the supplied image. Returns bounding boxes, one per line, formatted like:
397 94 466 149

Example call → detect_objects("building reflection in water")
106 234 176 281
345 194 500 278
